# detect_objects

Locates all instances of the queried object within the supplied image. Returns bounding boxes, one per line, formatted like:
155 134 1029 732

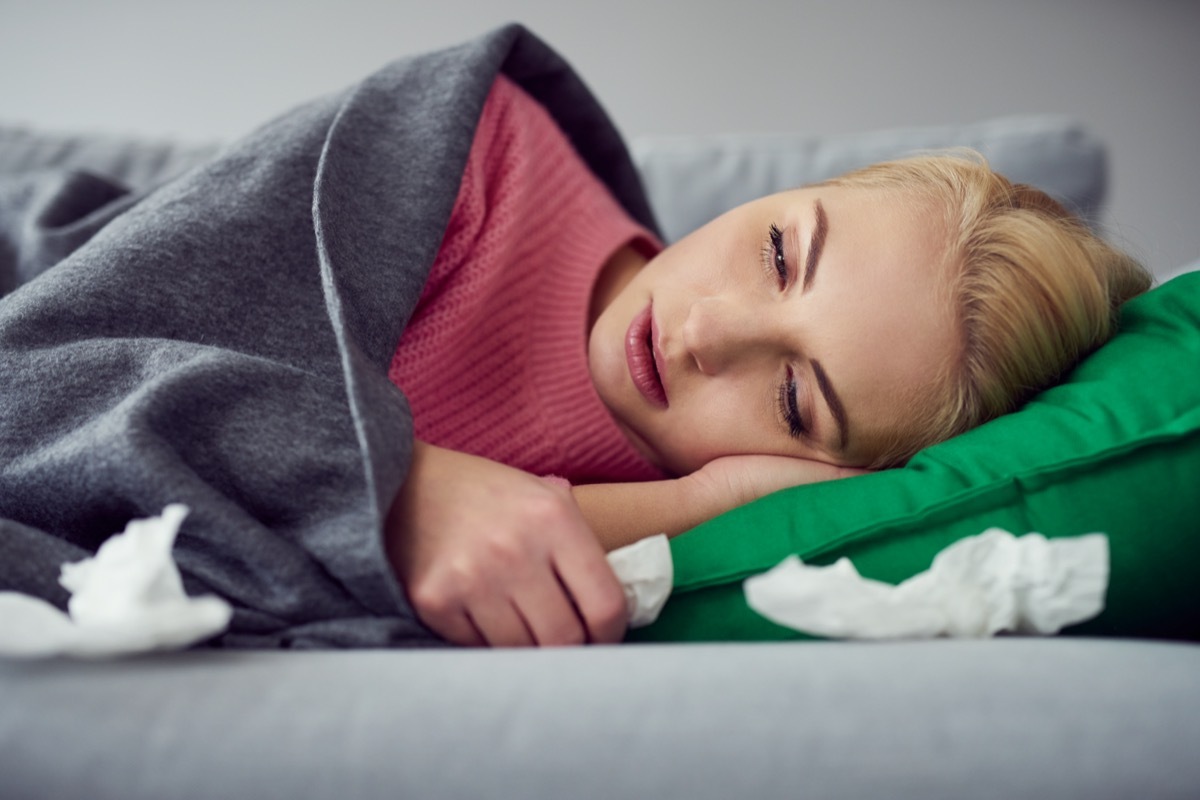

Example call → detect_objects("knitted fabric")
387 75 664 483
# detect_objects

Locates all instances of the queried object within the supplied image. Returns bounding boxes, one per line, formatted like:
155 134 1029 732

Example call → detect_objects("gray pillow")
632 114 1107 242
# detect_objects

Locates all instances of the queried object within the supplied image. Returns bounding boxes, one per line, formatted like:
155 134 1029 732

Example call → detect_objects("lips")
625 303 668 408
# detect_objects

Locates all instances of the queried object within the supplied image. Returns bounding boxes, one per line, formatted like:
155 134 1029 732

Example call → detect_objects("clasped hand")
385 442 627 647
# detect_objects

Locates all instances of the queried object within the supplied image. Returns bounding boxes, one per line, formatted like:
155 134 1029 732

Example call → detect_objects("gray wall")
2 0 1196 276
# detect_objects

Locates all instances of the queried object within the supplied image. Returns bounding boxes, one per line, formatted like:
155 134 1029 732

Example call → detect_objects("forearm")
572 477 722 552
391 442 705 555
573 455 867 552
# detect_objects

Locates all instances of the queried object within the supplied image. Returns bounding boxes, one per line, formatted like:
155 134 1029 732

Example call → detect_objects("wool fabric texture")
388 75 664 484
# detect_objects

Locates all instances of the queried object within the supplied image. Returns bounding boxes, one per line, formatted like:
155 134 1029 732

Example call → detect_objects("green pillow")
629 270 1200 643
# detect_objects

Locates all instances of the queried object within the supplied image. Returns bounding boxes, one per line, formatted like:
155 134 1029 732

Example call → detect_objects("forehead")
798 184 960 461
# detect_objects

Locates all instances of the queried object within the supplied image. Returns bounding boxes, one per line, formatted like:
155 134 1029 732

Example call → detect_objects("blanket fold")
0 23 660 648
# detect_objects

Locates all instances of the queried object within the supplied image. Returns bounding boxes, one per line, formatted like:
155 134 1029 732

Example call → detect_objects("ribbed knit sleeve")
387 75 665 484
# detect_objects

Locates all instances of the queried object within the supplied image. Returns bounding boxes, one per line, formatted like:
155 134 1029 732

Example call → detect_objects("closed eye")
777 365 805 439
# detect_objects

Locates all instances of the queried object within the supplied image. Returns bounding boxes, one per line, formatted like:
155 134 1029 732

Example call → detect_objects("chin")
645 444 694 478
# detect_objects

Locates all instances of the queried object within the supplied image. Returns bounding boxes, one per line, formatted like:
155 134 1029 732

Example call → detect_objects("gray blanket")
0 24 659 648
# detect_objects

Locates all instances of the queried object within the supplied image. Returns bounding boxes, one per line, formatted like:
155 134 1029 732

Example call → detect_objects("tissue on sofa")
0 504 232 658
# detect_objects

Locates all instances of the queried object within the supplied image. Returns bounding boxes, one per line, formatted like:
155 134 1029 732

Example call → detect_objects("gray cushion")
632 114 1107 242
0 123 219 191
2 639 1197 799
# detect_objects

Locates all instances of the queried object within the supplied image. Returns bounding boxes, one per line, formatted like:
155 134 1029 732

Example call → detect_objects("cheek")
662 382 783 469
659 224 746 289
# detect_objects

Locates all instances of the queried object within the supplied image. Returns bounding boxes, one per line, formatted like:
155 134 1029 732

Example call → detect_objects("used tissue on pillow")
743 529 1109 639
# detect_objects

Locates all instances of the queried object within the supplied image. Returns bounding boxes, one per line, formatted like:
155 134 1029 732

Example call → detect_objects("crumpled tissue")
744 528 1109 639
0 504 232 658
607 533 673 628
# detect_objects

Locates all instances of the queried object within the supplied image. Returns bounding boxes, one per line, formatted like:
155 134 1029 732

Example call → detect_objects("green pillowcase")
629 270 1200 643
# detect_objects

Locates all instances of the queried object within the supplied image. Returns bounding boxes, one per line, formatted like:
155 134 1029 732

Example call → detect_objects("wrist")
572 477 695 552
680 463 746 522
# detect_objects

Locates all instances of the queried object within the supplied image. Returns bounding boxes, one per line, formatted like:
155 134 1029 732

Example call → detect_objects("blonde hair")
819 152 1152 468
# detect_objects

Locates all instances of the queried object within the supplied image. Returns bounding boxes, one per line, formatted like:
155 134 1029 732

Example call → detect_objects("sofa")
2 112 1198 799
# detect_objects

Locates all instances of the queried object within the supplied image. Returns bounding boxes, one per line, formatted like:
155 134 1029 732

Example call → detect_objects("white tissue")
607 534 673 628
0 504 232 658
743 529 1109 639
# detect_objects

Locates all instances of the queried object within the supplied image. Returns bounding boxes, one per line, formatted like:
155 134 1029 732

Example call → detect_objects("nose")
682 295 780 375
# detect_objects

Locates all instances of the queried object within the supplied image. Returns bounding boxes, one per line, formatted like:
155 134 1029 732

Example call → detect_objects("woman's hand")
385 442 627 648
685 454 869 518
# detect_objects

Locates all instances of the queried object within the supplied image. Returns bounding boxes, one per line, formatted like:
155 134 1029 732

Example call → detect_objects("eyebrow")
811 359 849 453
802 199 829 291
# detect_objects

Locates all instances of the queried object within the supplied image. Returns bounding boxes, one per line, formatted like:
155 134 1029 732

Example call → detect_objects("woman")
0 25 1148 650
383 75 1149 648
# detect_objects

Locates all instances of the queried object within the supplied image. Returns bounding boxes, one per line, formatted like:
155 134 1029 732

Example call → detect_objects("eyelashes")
778 365 805 439
762 223 789 289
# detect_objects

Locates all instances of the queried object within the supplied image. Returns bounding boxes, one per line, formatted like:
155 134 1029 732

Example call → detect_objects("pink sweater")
387 75 666 484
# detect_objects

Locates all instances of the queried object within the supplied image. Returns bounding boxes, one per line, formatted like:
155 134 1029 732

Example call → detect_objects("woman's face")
588 184 959 474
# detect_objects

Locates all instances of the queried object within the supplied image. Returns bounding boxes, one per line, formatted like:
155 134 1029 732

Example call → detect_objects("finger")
510 575 587 647
417 603 487 648
552 542 628 645
467 599 536 648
